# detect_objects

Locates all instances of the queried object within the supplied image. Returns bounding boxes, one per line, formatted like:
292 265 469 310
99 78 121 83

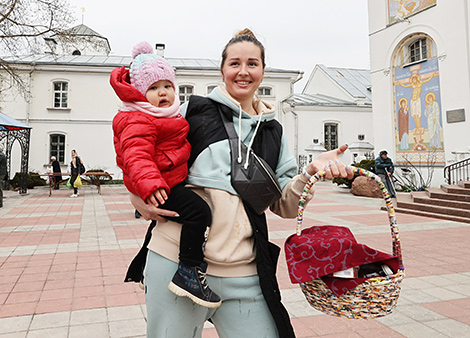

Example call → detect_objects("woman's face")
71 150 76 157
221 41 264 103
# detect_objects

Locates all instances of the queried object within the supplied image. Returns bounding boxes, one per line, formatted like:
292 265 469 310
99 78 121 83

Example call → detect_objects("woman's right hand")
130 193 178 221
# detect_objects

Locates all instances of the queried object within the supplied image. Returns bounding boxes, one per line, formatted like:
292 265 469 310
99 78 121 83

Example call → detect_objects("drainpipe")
26 62 35 124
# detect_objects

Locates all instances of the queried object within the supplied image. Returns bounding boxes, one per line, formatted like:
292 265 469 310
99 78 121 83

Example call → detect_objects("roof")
0 112 31 130
1 54 301 74
317 64 371 103
55 24 106 39
283 93 364 107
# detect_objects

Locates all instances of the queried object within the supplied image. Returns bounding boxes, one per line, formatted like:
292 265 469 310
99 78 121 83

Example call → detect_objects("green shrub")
9 171 48 189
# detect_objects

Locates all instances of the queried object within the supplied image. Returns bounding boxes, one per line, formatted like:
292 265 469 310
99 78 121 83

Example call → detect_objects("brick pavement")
1 182 469 337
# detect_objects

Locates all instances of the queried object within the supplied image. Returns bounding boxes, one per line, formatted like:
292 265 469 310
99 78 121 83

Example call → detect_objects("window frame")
258 86 274 97
323 122 339 151
49 133 66 164
178 85 194 103
52 80 69 109
409 38 427 64
206 85 217 95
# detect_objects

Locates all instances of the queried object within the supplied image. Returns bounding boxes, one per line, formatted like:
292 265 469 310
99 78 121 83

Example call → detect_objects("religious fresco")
388 0 436 24
393 57 445 164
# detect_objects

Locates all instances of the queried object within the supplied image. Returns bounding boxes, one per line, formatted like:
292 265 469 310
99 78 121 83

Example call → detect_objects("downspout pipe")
26 62 36 124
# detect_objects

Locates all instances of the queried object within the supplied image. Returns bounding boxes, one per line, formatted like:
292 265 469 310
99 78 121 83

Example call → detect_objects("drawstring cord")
235 104 264 169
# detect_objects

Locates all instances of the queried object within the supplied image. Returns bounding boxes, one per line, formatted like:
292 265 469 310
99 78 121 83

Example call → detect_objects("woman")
69 149 84 198
131 29 354 338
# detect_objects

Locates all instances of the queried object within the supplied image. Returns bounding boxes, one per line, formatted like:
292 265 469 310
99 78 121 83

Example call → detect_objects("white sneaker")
70 194 78 198
77 192 79 196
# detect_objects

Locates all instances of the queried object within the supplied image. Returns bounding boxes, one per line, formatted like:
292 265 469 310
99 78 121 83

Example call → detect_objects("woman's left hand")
306 144 355 180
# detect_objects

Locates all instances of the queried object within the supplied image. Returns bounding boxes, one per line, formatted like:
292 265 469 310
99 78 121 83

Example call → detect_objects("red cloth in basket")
285 225 400 296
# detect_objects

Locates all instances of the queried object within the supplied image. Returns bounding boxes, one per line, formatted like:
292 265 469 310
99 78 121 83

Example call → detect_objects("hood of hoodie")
110 66 148 103
206 85 276 124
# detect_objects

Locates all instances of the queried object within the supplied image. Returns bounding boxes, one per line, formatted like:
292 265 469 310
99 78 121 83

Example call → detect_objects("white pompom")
132 41 153 59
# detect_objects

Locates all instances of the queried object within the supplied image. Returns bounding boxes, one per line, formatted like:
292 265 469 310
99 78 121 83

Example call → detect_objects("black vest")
185 95 282 171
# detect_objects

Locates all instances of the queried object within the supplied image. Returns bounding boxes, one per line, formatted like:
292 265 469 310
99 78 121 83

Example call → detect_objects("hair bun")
132 41 153 59
235 28 256 39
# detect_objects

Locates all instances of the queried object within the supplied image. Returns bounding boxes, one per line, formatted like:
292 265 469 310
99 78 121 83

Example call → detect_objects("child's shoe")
168 261 222 308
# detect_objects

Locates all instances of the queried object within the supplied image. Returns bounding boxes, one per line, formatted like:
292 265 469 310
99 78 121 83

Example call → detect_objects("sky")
68 0 370 91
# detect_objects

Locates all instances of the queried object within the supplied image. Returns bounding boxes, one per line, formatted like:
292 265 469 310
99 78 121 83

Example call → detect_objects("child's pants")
144 250 279 338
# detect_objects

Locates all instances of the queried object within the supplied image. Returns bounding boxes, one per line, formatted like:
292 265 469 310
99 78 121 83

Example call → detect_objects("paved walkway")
1 182 469 337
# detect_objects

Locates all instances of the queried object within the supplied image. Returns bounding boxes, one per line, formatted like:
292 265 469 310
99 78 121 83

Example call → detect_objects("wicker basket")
294 167 405 319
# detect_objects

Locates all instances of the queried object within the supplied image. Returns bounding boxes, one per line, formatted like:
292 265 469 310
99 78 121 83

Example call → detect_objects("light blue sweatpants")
144 250 279 338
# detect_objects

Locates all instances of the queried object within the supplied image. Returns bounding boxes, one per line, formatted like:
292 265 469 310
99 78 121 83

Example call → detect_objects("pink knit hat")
129 42 176 96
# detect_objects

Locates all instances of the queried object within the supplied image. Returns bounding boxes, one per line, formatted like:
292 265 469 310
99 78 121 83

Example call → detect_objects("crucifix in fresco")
395 65 439 149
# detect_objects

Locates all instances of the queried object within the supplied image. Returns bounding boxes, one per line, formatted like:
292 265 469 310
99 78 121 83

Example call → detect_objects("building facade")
281 64 373 167
0 25 301 180
368 0 470 186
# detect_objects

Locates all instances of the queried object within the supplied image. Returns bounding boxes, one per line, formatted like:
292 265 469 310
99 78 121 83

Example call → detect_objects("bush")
332 159 376 188
9 171 48 189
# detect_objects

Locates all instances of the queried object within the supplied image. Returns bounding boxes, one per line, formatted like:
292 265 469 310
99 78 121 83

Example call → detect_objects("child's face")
145 80 175 108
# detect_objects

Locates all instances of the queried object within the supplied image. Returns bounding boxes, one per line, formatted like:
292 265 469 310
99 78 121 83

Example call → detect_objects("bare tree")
0 0 75 96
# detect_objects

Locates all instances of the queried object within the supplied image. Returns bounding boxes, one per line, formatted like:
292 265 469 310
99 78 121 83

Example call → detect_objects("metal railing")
444 157 470 185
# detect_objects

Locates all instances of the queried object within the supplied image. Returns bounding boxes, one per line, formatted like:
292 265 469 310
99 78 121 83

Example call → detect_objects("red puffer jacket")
110 66 190 201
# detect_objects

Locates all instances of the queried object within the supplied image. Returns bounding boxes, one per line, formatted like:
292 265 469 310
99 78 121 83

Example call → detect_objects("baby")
110 42 220 308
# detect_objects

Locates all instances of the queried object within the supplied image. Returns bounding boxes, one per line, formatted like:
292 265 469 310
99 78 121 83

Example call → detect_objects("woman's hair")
220 28 266 70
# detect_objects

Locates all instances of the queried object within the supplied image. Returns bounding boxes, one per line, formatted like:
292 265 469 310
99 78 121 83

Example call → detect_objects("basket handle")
296 167 404 270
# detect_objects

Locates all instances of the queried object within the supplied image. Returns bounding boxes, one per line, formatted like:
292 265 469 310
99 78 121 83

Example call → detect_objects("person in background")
51 156 62 189
70 149 84 198
130 29 354 338
0 146 6 207
375 150 396 198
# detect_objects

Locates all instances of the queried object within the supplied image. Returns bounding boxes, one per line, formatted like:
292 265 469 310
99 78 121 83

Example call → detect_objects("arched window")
50 134 66 163
409 38 427 63
72 50 81 56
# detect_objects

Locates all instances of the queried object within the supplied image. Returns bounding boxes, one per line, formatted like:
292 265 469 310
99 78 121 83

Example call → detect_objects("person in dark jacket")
69 149 84 198
130 29 354 338
0 146 6 207
375 150 396 198
50 156 62 189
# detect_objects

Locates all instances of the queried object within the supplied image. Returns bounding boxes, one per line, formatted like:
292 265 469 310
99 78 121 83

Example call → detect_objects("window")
258 87 272 96
179 85 193 103
50 134 65 163
53 82 68 108
324 123 338 151
207 85 216 94
409 38 427 63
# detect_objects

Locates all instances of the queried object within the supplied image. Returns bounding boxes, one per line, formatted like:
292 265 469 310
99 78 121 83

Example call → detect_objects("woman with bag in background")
131 28 355 338
69 149 84 198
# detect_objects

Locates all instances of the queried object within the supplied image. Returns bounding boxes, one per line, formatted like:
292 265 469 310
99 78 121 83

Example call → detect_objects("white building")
280 64 374 167
368 0 470 186
0 25 302 180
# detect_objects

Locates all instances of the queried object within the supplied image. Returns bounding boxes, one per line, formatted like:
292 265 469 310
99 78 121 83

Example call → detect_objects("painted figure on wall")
398 98 410 150
396 71 438 133
424 92 442 149
388 0 436 23
393 57 444 163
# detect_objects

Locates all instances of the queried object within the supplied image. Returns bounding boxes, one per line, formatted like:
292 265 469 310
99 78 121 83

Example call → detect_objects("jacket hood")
206 85 276 122
110 66 148 103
